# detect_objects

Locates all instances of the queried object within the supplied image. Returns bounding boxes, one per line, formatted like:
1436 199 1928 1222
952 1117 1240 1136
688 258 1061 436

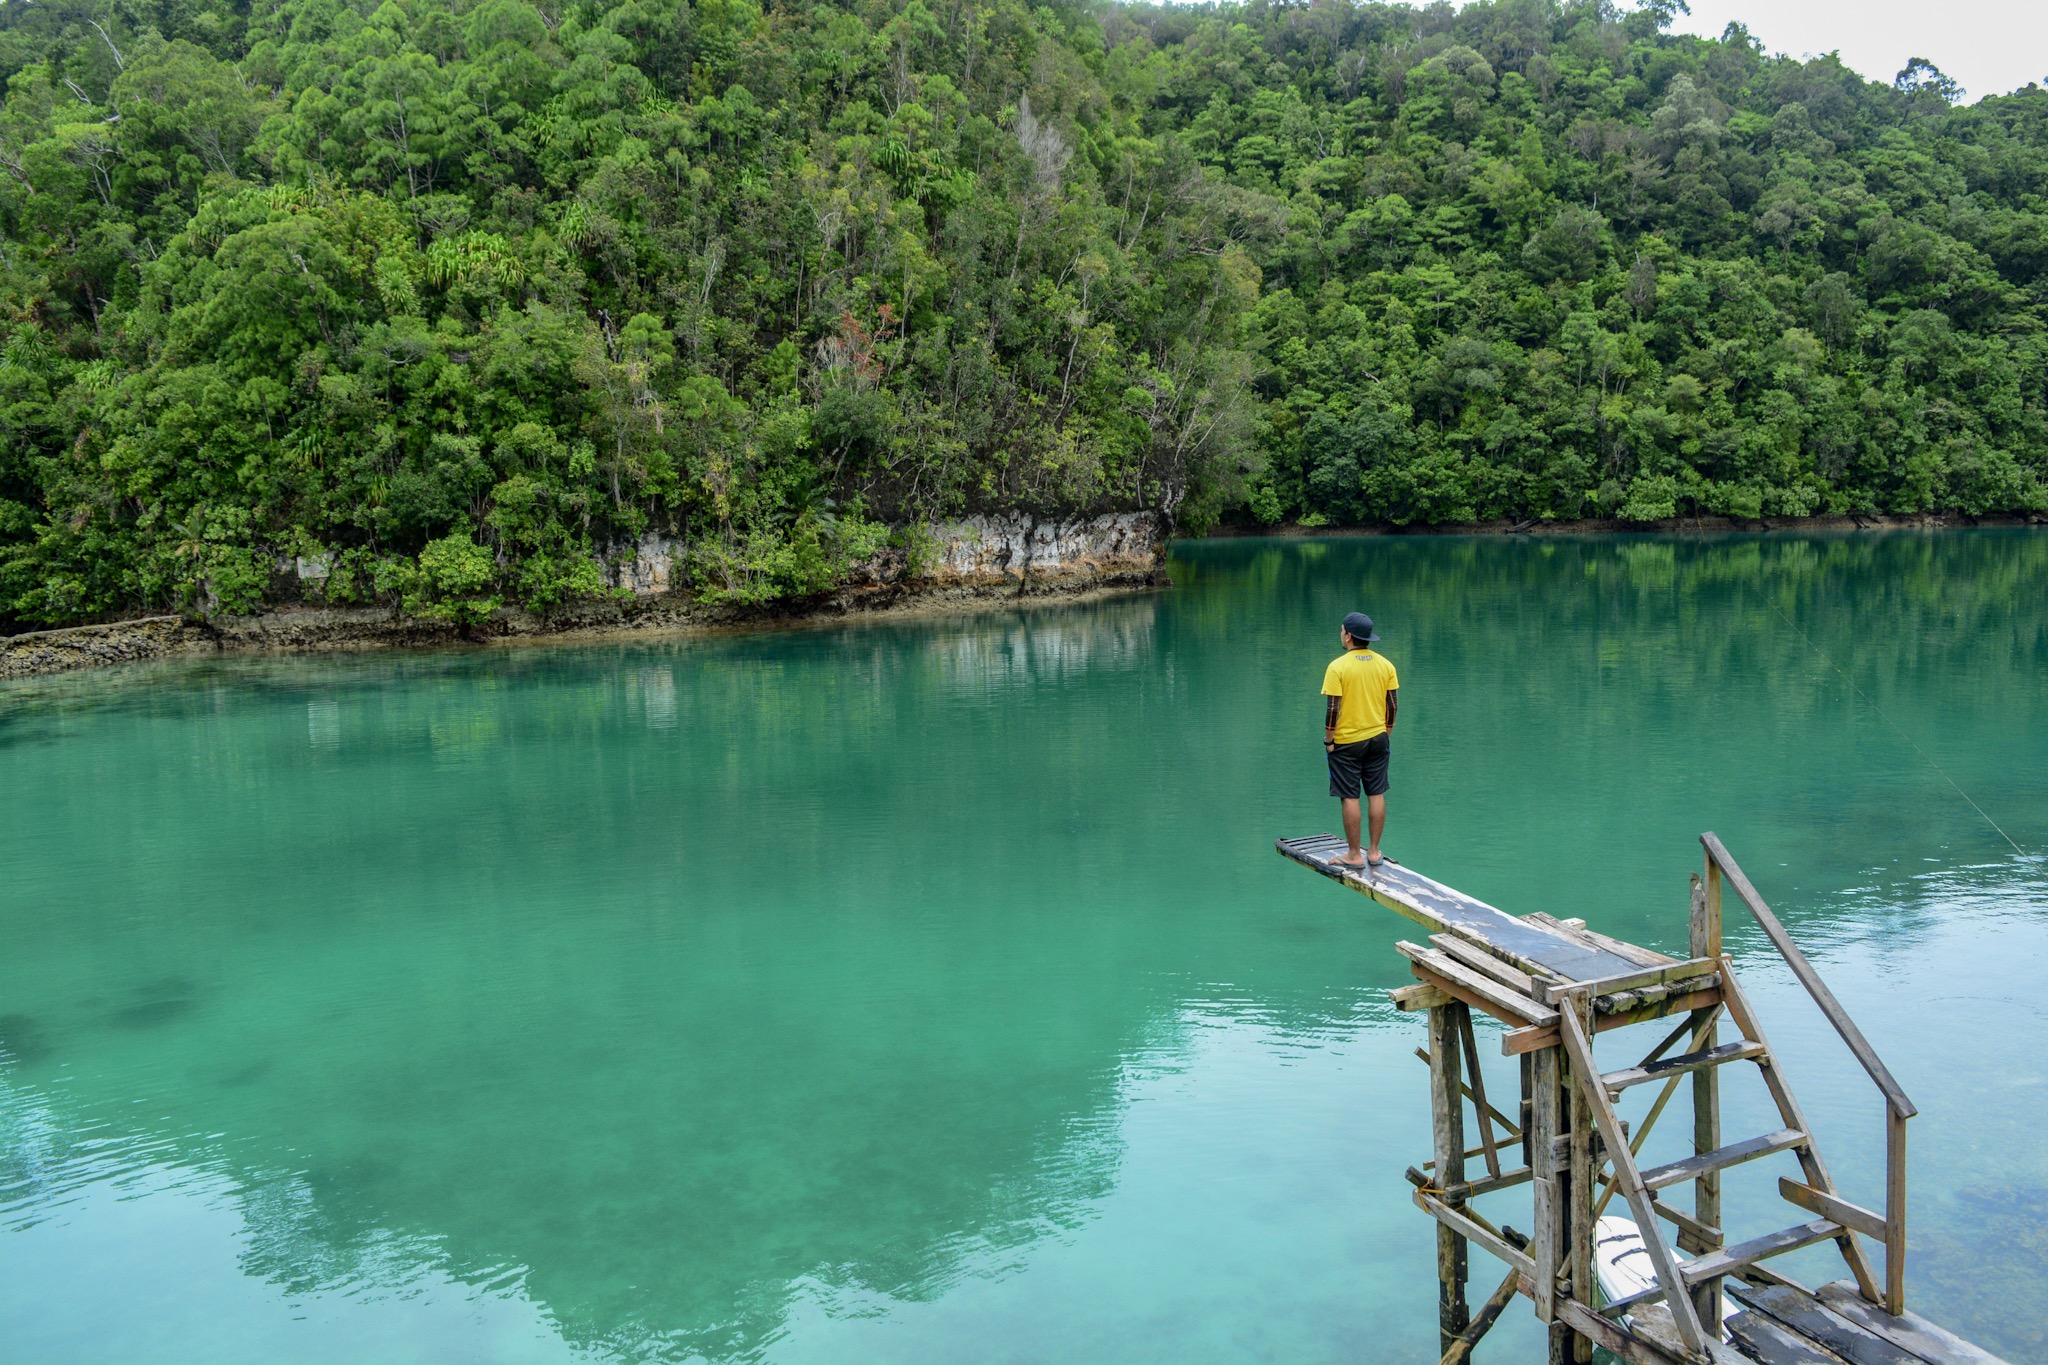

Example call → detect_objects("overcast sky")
1668 0 2048 101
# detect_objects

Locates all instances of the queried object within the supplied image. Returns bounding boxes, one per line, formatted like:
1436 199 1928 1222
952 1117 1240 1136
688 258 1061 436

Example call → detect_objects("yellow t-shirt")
1322 649 1399 743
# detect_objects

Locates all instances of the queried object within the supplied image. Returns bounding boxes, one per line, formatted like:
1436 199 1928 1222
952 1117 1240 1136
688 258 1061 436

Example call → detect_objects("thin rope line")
1751 587 2029 858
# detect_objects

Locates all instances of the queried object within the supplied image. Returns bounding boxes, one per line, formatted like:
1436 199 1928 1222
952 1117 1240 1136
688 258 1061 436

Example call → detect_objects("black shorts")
1327 734 1390 799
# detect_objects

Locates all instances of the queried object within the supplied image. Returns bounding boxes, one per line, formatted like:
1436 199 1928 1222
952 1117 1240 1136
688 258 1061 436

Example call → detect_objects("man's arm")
1385 688 1397 733
1324 694 1341 747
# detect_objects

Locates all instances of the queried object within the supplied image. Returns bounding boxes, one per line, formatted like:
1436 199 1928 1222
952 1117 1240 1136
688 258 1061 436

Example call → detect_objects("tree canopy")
2 0 2044 627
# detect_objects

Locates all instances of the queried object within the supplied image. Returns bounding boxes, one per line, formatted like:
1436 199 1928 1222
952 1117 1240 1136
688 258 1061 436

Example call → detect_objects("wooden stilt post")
1429 1003 1471 1357
1689 870 1725 1329
1564 994 1596 1364
1528 1041 1572 1364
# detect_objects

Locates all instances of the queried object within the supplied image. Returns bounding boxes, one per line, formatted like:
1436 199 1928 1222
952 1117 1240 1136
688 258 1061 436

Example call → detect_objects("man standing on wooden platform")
1323 612 1399 871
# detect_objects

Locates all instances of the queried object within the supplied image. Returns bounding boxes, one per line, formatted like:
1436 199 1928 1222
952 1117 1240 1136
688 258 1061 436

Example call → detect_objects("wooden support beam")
1413 1188 1538 1281
1393 982 1455 1012
1564 994 1597 1365
1501 988 1722 1055
1460 1010 1503 1179
1439 1264 1531 1365
1691 871 1725 1315
1529 1044 1562 1330
1779 1179 1888 1242
1414 1048 1524 1138
1409 1164 1535 1202
1430 1004 1471 1357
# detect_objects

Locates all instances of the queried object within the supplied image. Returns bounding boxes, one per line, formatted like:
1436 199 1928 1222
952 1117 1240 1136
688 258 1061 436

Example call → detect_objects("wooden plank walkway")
1275 834 1648 982
1275 832 2015 1365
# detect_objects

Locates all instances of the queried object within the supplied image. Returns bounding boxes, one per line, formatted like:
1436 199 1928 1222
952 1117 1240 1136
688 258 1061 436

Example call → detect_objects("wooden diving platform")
1277 831 2012 1365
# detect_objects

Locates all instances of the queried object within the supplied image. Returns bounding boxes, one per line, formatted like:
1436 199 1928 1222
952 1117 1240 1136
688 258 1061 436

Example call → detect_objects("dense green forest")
2 0 2044 627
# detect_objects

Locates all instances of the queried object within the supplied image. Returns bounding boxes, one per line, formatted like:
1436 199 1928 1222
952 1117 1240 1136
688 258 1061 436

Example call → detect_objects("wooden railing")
1700 832 1916 1315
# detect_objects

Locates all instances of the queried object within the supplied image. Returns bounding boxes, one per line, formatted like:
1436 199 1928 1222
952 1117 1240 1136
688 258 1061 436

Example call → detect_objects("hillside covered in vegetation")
2 0 2044 627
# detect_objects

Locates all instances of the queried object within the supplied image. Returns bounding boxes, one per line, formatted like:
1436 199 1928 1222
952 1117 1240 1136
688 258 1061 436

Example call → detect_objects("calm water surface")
3 531 2045 1363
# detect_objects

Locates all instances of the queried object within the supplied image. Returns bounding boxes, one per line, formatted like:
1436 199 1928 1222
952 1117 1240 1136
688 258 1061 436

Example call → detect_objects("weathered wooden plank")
1399 942 1557 1025
1729 1282 1922 1365
1602 1040 1765 1096
1572 921 1678 969
1502 987 1723 1055
1413 964 1554 1036
1431 932 1541 996
1542 957 1722 1007
1727 1310 1854 1364
1623 1303 1755 1365
1814 1283 2014 1365
1639 1128 1805 1192
1277 836 1644 980
1526 913 1674 970
1779 1179 1888 1242
1683 1221 1843 1286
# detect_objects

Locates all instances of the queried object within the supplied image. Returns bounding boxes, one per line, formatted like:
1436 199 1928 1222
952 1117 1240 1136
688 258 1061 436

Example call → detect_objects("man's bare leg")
1337 797 1364 866
1367 794 1387 864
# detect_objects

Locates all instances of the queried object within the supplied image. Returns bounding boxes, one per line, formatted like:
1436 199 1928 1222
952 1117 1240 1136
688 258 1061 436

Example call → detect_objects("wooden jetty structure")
1276 832 2011 1365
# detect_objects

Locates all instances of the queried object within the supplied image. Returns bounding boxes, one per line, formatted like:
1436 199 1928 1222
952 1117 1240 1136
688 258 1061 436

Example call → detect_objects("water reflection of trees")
3 530 2039 1361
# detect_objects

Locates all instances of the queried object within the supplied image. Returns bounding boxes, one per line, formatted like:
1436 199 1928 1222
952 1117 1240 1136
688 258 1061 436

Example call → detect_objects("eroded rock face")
600 513 1165 596
609 533 682 596
929 512 1165 585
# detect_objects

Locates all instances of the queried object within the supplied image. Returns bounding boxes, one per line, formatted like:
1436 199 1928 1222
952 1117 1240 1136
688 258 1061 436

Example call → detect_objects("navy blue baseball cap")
1342 612 1379 643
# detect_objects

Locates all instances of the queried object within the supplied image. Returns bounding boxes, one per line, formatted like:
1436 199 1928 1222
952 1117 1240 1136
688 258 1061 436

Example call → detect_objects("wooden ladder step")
1640 1127 1806 1191
1602 1039 1767 1095
1682 1219 1843 1285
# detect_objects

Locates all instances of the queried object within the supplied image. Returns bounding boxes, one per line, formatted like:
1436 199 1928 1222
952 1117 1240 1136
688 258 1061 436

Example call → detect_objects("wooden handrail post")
1699 859 1723 960
1885 1108 1908 1315
1699 833 1916 1120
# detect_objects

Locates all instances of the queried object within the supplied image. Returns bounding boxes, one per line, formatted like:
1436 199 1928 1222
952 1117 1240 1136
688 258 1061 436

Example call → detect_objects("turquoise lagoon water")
2 530 2045 1363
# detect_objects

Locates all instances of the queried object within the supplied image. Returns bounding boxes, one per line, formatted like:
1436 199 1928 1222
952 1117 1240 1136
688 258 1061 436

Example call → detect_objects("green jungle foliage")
1 0 2045 626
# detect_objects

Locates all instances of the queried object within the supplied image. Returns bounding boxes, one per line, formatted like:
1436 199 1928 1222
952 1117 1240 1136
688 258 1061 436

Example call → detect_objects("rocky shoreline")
1 512 1168 682
1204 509 2045 538
8 508 2041 683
